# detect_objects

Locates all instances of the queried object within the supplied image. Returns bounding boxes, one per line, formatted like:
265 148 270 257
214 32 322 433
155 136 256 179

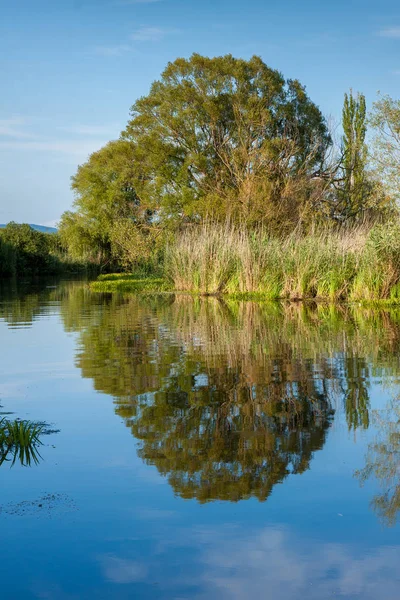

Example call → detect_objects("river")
1 278 400 599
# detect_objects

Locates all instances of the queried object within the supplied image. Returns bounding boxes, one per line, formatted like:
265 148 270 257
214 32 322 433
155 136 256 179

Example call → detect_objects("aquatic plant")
0 418 44 467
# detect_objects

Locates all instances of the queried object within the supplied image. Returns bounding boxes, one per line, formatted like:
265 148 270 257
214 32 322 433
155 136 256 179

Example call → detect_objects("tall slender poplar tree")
341 91 367 217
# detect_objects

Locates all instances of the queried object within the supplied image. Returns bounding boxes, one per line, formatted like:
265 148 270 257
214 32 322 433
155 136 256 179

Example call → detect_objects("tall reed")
165 222 400 302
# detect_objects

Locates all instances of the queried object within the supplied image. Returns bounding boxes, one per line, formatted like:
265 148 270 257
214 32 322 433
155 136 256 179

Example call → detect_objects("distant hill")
0 223 57 234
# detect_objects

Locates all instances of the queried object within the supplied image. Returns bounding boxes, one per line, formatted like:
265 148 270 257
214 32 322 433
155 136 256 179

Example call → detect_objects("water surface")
1 279 400 599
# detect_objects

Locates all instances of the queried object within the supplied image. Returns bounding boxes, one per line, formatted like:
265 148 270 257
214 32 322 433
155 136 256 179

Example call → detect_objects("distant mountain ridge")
0 223 57 234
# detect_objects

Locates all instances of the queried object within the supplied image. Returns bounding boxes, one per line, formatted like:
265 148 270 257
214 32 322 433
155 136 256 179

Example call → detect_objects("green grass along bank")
89 222 400 304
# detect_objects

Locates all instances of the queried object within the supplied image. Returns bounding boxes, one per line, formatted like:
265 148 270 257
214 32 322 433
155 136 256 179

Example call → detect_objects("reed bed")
165 222 400 302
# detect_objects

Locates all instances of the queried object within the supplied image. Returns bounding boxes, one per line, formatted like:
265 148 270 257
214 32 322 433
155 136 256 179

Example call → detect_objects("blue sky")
1 0 400 226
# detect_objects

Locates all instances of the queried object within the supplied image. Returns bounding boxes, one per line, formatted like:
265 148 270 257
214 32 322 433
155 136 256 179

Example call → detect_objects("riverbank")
89 222 400 304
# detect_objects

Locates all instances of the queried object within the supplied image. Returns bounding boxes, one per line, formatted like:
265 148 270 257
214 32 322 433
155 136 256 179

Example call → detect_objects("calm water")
1 279 400 599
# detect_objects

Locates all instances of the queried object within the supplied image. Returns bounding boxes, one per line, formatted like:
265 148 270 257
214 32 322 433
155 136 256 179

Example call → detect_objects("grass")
165 222 400 303
90 221 400 304
90 274 171 294
0 418 44 466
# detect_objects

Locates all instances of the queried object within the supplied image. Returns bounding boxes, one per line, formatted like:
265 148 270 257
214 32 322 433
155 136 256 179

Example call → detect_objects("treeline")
0 222 90 278
54 54 400 279
0 223 59 277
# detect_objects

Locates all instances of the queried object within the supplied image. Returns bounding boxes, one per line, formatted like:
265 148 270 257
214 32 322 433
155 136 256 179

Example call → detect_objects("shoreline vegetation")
90 222 400 304
0 222 97 278
3 55 400 302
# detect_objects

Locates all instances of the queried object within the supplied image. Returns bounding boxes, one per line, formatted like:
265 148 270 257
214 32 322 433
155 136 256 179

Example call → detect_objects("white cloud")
195 525 400 600
99 555 148 584
131 26 174 42
378 27 400 38
93 44 132 57
96 524 400 598
92 25 176 57
0 118 34 139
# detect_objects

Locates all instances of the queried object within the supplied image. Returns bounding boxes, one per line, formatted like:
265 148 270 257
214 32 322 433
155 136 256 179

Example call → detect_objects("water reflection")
1 282 400 515
64 291 400 505
357 400 400 526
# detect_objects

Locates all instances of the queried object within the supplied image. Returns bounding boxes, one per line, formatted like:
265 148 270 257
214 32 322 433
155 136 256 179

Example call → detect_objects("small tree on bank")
370 94 400 203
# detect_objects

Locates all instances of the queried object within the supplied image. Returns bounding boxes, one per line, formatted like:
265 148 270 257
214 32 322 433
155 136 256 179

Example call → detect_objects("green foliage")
0 237 17 276
0 418 44 467
60 54 333 268
90 275 169 293
59 140 165 270
370 94 400 202
163 221 400 302
123 53 331 227
340 91 368 217
351 222 400 301
0 222 60 276
165 223 360 300
58 57 400 272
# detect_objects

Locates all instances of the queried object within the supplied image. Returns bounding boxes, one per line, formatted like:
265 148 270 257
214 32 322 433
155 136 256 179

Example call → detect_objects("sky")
1 0 400 226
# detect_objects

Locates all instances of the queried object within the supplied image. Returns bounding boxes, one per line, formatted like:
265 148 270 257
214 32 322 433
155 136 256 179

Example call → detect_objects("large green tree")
122 53 331 227
61 54 332 264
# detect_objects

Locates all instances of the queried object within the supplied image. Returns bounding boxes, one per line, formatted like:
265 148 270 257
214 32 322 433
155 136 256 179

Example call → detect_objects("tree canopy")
0 222 58 275
122 53 331 225
58 54 399 268
60 54 335 265
370 94 400 202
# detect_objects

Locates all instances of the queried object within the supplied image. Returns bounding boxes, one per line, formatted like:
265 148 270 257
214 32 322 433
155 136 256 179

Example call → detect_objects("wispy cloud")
99 555 148 584
195 525 400 600
378 27 400 38
57 124 120 136
93 44 132 56
93 26 176 57
0 118 34 139
131 26 176 42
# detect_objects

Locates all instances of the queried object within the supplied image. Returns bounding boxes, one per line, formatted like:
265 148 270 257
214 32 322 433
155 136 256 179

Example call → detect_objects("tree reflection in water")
357 401 400 526
2 282 400 508
65 294 400 503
